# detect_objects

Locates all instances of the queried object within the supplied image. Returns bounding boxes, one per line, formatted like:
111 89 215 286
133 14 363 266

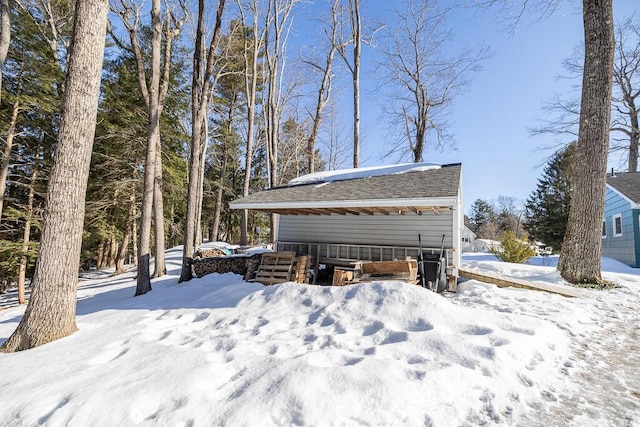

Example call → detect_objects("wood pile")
293 255 312 284
194 248 228 258
192 253 262 278
192 251 313 285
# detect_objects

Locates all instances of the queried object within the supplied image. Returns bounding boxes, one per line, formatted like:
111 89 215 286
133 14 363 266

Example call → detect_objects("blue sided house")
603 172 640 268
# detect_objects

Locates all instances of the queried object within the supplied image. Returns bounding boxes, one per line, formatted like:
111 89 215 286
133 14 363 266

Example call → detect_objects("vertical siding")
278 211 454 249
603 187 637 267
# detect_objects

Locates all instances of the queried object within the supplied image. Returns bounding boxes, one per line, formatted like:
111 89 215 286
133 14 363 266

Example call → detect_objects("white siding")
278 211 454 249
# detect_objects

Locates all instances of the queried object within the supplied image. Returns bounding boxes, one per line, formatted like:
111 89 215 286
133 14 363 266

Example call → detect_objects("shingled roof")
230 163 461 215
607 171 640 205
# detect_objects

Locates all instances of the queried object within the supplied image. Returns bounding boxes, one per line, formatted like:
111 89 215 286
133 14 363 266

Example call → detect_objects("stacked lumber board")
344 260 419 285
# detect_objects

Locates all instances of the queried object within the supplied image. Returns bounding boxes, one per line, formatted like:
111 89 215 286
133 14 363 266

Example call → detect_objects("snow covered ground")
1 249 639 426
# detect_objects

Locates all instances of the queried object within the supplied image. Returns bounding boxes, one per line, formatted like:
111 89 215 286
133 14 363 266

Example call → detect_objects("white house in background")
230 163 464 284
461 225 476 252
472 238 501 253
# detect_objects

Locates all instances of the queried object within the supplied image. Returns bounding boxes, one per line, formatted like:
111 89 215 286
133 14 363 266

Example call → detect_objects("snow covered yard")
1 249 639 426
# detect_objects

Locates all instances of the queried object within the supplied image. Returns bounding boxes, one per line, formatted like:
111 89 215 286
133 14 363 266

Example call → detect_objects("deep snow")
1 249 639 426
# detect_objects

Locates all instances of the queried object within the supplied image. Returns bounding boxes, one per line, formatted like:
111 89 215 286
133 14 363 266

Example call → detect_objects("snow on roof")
288 162 442 186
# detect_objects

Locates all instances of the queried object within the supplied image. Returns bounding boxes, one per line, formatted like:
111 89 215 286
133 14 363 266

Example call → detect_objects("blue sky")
304 0 639 215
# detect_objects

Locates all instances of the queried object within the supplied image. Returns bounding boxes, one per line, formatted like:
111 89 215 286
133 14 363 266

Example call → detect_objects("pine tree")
524 143 575 252
469 199 496 237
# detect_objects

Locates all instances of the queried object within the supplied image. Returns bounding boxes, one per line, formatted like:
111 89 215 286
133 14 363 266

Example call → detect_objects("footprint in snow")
87 347 129 365
461 325 493 335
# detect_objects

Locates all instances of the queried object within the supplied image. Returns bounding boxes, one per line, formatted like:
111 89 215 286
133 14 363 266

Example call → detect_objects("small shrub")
492 231 536 264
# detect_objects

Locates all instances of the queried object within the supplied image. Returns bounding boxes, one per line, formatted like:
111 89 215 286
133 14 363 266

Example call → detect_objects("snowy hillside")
1 249 639 426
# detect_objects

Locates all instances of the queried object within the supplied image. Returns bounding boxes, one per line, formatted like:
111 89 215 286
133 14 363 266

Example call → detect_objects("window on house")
613 214 623 237
602 220 606 238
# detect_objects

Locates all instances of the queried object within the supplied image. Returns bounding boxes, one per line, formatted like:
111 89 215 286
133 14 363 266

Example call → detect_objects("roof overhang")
229 197 458 216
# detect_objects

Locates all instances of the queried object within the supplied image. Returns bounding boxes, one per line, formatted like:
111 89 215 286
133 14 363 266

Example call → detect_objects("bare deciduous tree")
238 0 265 245
335 0 361 168
611 17 640 172
111 0 187 290
300 0 340 174
0 0 109 352
179 0 226 282
379 0 488 163
532 17 640 173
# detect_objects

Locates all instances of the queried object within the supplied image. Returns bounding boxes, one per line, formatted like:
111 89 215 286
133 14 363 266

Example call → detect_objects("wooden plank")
255 271 291 278
458 267 583 298
332 268 354 286
359 260 418 281
256 264 294 272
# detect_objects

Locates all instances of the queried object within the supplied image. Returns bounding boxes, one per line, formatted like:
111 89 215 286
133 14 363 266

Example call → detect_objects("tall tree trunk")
0 0 10 104
0 101 20 223
195 120 207 247
239 0 261 246
558 0 614 284
152 134 166 278
211 149 227 241
0 0 109 352
350 0 361 168
135 0 162 295
132 200 138 267
18 167 37 305
179 0 226 281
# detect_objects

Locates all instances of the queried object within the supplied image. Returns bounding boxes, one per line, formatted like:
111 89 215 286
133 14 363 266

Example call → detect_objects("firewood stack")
194 248 228 258
192 253 262 278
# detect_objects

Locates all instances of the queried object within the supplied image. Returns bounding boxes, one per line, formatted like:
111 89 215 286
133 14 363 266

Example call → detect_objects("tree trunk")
629 106 638 172
152 134 166 278
351 0 361 168
195 120 207 247
240 0 260 246
211 148 227 242
115 223 131 275
558 0 614 284
0 0 10 104
97 239 106 269
108 234 118 267
0 0 109 352
132 194 138 267
0 101 20 224
180 0 226 281
135 0 162 295
18 167 37 305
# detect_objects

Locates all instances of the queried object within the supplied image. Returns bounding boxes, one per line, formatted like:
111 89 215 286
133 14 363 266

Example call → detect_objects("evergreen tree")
469 199 496 237
524 143 575 252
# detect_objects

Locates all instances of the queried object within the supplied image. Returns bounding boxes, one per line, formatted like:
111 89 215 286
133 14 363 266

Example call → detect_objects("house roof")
230 163 461 215
607 172 640 206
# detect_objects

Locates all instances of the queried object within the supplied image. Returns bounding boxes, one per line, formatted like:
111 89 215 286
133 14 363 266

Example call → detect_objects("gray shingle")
230 163 461 206
607 171 640 204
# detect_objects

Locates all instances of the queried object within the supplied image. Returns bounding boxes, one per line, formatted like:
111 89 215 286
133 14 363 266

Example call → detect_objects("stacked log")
192 253 262 278
194 248 228 258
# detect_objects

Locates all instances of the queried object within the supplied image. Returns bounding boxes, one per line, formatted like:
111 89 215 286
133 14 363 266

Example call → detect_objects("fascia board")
230 197 459 210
